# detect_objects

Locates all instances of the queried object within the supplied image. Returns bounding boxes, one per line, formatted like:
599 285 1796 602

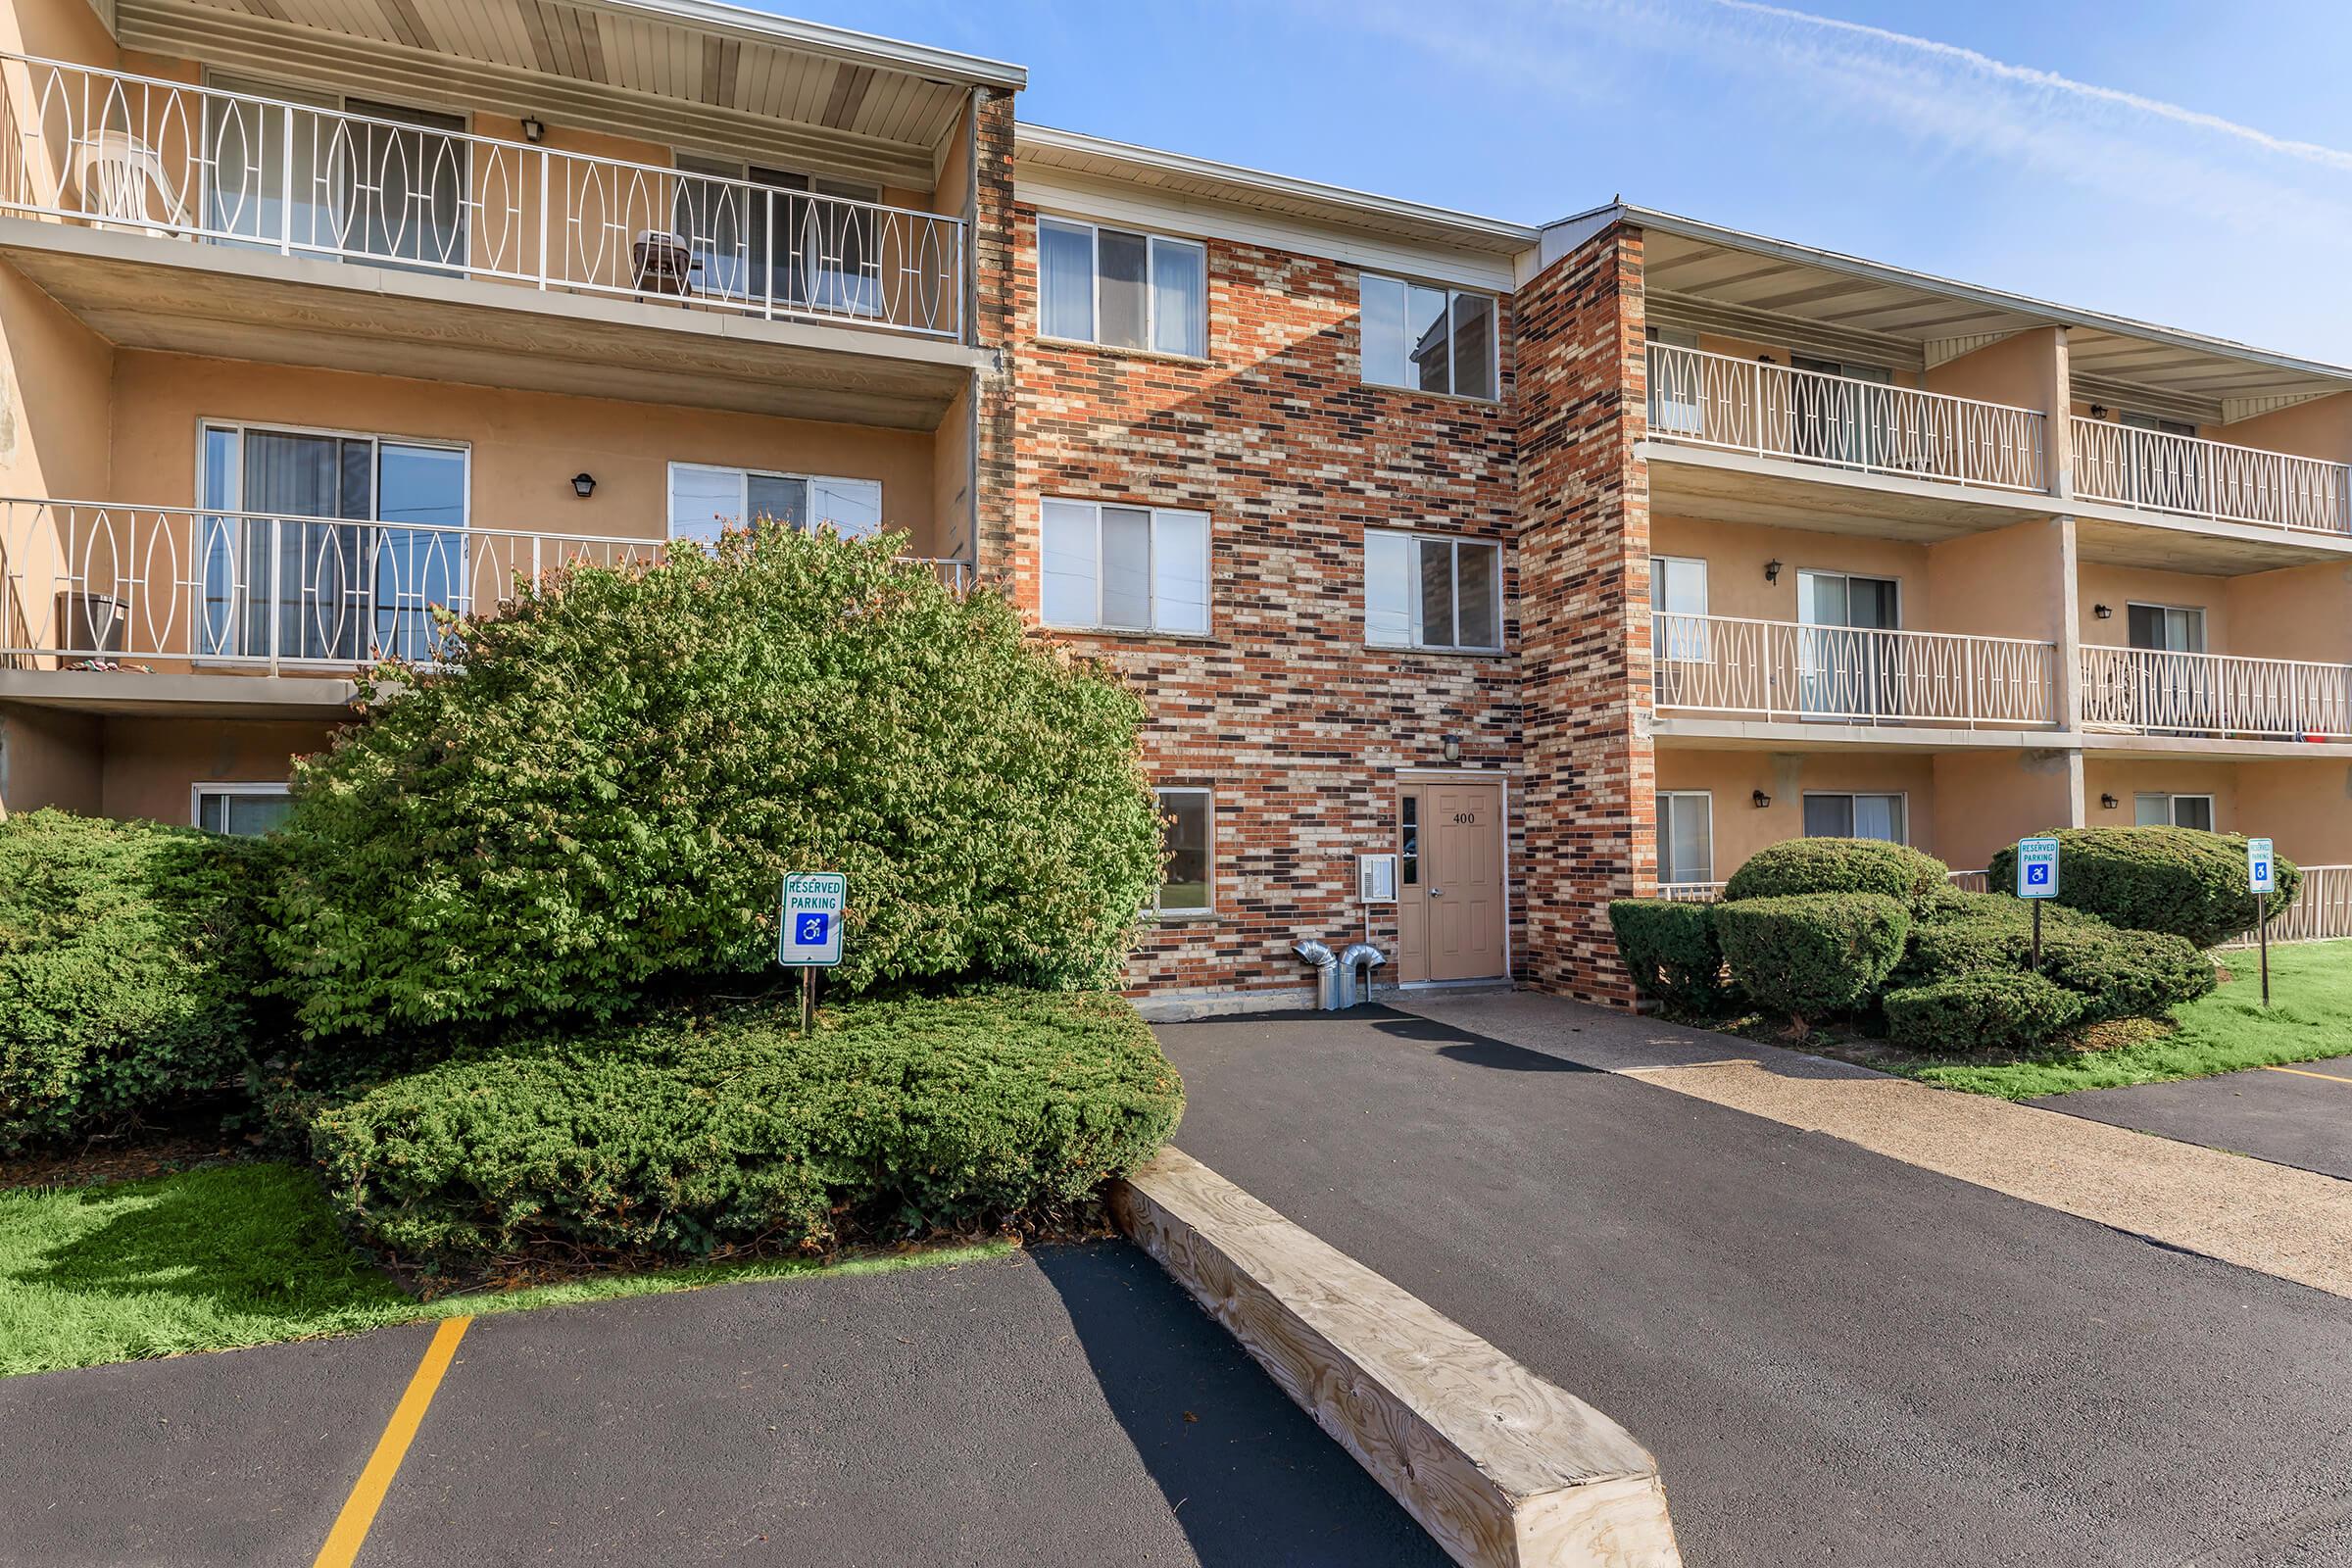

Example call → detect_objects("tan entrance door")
1396 781 1505 983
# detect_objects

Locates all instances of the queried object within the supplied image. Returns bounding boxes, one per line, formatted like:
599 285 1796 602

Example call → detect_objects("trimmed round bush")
1607 899 1724 1012
1713 892 1911 1027
1884 971 2086 1054
267 524 1163 1039
1891 890 2106 988
308 988 1184 1266
2039 925 2216 1023
1722 837 1950 915
0 809 269 1151
1984 827 2300 948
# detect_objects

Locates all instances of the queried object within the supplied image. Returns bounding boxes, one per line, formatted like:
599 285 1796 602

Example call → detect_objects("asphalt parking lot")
0 1243 1444 1568
1153 1001 2352 1568
2032 1054 2352 1181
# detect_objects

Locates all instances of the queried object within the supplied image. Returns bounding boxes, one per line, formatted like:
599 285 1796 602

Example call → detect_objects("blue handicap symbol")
795 912 830 945
2255 861 2271 881
2027 864 2049 885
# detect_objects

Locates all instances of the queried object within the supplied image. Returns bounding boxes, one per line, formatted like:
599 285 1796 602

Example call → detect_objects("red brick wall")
969 90 1017 578
1512 224 1652 1004
1004 204 1525 1000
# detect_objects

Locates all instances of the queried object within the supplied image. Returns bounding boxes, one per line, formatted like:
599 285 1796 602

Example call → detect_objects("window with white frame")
2135 792 2215 830
193 783 292 837
1803 792 1908 844
1359 274 1496 399
1657 791 1714 886
1365 530 1502 652
667 464 883 546
1649 555 1710 662
1037 218 1207 357
1041 500 1211 633
1155 788 1212 913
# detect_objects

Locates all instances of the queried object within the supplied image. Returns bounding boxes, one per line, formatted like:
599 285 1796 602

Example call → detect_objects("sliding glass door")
1797 570 1902 720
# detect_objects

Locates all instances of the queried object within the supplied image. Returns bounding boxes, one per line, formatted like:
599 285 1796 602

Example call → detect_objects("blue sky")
761 0 2352 363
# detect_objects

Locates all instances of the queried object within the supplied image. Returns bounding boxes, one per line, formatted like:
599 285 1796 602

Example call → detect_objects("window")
1360 274 1496 399
1649 556 1710 662
1365 530 1502 652
1657 791 1714 886
2127 602 2206 654
205 77 466 271
1041 500 1210 633
667 464 883 546
1803 792 1908 844
1037 218 1206 357
1399 795 1419 886
193 784 292 837
670 157 881 314
1155 788 1212 913
2135 793 2215 831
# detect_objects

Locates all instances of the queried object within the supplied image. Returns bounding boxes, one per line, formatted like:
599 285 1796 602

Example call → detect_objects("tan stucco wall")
97 714 341 824
107 351 941 549
1923 328 2063 417
2234 760 2352 865
3 0 116 67
2223 563 2352 665
1930 748 2079 872
2213 392 2352 466
1923 518 2066 642
1654 750 1939 877
931 376 974 562
0 703 102 815
2082 757 2240 835
1648 515 1932 624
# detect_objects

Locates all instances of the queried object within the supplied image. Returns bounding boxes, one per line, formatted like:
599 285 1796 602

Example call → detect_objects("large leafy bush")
0 810 269 1150
1884 972 2086 1054
1713 892 1911 1028
1722 837 1950 915
310 989 1183 1265
267 526 1162 1038
1607 899 1725 1012
1890 889 2213 1043
1984 827 2300 948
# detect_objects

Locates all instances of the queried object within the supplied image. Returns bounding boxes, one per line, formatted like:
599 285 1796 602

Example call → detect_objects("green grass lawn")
1896 938 2352 1100
0 1161 1010 1379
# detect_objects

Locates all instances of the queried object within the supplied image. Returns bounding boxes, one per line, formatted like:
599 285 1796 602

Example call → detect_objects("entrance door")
1396 781 1504 983
1798 569 1901 721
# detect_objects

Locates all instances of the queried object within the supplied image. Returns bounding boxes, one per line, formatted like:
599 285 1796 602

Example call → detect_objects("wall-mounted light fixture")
1441 733 1462 763
2088 405 2108 420
2099 793 2120 810
1750 789 1772 809
521 116 547 143
1763 559 1783 585
2093 603 2114 619
571 472 597 498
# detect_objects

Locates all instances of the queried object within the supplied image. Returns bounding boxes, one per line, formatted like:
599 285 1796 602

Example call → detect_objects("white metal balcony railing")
1650 612 2061 729
0 500 970 672
2227 865 2352 947
1644 342 2048 494
0 52 964 338
2072 417 2352 537
1658 869 1990 904
2080 645 2352 742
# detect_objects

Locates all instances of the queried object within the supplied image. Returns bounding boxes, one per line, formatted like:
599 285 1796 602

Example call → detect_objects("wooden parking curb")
1108 1148 1682 1568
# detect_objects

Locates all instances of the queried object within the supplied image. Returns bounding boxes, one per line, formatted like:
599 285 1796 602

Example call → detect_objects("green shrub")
1891 890 2104 989
0 810 269 1151
309 988 1183 1265
2039 925 2216 1023
267 525 1163 1040
1722 837 1950 915
1608 900 1724 1012
1713 893 1911 1027
1985 827 2301 947
1884 972 2086 1054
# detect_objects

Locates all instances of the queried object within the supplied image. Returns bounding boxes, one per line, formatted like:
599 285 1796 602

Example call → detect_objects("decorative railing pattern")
2080 645 2352 741
2072 417 2352 536
1644 343 2047 493
0 52 964 338
2226 865 2352 947
1651 612 2060 728
1 499 967 671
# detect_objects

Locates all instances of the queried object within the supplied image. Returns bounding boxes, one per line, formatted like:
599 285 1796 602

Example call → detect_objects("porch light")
2088 405 2108 420
1763 559 1783 585
571 472 597 498
2100 793 2120 810
1750 789 1771 808
2093 603 2114 619
521 116 547 143
1442 733 1462 763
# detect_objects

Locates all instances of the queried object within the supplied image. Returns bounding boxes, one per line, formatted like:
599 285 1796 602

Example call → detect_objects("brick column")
968 88 1018 592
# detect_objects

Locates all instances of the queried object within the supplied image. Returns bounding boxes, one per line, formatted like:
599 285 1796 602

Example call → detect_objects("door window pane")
1039 220 1094 341
342 99 468 271
1155 789 1211 911
1150 237 1205 356
374 442 466 660
2175 796 2214 830
2133 792 2172 827
1041 500 1098 626
1853 794 1905 844
1098 228 1149 350
1449 292 1495 400
1803 795 1853 837
1099 507 1153 628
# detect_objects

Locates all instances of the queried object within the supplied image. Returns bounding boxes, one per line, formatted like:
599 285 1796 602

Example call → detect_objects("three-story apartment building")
4 0 2347 1013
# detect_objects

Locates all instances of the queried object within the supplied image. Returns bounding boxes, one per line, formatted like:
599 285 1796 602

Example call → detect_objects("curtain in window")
339 99 468 271
237 429 368 662
1040 220 1095 341
1150 238 1204 357
1041 499 1098 625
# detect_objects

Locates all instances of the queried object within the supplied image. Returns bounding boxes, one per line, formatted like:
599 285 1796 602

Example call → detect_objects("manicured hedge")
1722 837 1950 915
1607 899 1724 1012
1889 888 2213 1038
0 810 270 1152
266 524 1164 1040
1984 827 2300 948
1884 971 2086 1054
309 988 1183 1265
1713 892 1911 1028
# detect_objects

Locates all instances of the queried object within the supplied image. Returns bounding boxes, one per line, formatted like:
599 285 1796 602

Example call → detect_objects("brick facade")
1004 203 1528 1004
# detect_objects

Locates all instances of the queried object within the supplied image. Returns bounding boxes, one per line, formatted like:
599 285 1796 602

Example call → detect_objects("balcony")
2080 645 2352 743
0 53 964 339
0 499 967 688
1650 612 2062 733
2071 417 2352 539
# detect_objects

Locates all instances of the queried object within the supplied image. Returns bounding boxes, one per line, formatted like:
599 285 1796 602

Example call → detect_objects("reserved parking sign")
2249 838 2276 895
2016 837 2060 900
779 873 848 967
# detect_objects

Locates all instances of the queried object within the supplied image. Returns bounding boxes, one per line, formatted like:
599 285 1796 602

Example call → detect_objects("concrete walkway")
1398 991 2352 1301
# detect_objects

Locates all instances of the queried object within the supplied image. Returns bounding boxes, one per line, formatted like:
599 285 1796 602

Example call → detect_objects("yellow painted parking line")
2261 1064 2352 1086
312 1316 471 1568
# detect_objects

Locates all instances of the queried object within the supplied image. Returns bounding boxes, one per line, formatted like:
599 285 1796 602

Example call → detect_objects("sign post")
2016 835 2060 970
779 872 848 1034
2248 838 2276 1008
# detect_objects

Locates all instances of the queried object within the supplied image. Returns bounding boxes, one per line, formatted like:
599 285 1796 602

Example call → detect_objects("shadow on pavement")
1032 1244 1446 1568
1368 1008 1600 1073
